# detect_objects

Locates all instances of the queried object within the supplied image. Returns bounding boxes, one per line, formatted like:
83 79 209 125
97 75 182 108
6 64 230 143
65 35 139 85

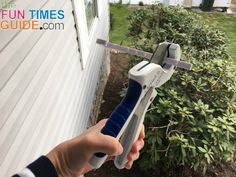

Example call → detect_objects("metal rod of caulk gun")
96 39 192 70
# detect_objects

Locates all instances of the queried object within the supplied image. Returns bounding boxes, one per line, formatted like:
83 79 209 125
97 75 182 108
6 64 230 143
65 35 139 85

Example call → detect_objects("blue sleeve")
12 156 58 177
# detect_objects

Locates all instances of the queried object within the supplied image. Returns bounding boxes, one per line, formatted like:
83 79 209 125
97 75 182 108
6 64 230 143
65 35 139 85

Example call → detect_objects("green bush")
126 4 236 173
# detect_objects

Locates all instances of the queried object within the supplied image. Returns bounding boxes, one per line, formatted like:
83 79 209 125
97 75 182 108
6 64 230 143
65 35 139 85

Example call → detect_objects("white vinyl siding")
72 0 104 68
0 0 109 176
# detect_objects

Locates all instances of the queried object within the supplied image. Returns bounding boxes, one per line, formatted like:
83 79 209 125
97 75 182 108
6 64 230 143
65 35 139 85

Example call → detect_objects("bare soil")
98 53 129 120
85 53 236 177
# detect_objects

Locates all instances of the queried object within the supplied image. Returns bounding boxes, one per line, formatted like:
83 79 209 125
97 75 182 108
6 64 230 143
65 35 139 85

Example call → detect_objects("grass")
199 13 236 63
109 4 236 63
109 5 132 46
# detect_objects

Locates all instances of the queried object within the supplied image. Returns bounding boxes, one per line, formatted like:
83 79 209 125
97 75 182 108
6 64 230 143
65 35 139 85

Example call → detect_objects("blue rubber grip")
95 79 142 158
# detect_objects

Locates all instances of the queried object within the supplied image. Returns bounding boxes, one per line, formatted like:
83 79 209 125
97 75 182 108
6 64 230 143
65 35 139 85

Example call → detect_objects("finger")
125 161 133 170
139 125 145 139
91 133 123 156
127 151 140 162
107 156 115 161
131 139 144 153
94 119 108 130
81 165 93 174
87 119 108 134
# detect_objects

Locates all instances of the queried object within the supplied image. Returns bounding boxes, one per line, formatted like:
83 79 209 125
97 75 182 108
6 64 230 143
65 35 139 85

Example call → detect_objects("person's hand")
47 119 145 177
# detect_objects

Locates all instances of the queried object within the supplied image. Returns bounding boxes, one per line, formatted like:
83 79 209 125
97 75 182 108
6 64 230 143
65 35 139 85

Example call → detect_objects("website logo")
0 1 65 31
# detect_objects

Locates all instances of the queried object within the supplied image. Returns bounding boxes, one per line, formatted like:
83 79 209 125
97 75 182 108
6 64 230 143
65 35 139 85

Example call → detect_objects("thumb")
93 119 108 131
93 133 123 156
89 119 123 156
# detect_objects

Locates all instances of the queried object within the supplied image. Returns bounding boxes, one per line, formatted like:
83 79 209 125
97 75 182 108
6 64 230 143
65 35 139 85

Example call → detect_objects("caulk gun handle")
89 79 143 169
114 89 157 169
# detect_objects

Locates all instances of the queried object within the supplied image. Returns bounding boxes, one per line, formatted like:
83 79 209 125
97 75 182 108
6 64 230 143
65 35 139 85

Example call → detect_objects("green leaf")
198 147 207 153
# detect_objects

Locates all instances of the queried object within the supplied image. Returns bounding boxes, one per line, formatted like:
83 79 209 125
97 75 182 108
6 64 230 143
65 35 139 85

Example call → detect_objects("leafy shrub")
126 4 236 173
